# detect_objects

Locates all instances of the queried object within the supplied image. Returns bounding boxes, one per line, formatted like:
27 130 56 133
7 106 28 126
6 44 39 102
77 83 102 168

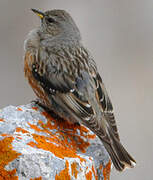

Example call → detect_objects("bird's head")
31 9 81 41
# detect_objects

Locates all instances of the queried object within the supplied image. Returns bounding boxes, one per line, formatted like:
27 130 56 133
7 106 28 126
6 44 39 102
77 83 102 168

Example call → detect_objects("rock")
0 103 111 180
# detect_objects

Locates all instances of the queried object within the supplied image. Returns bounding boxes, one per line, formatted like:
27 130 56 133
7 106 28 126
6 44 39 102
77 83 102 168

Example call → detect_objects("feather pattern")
24 9 136 171
25 43 136 171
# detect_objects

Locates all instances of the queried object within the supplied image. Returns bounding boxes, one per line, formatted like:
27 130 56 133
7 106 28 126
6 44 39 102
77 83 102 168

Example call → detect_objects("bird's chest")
24 51 51 107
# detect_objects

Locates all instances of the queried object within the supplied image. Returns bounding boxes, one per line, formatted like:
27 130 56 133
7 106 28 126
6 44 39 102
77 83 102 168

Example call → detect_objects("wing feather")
30 48 94 121
93 72 120 140
25 42 136 171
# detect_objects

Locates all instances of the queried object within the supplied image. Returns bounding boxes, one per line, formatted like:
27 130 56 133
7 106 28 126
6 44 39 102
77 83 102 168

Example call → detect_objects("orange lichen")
89 157 92 161
42 111 96 152
0 136 21 180
27 111 96 162
85 170 92 180
32 107 39 111
99 164 103 171
28 123 43 132
0 118 4 122
71 162 78 179
17 108 23 111
30 177 42 180
28 133 83 161
103 160 111 180
16 137 22 140
26 110 110 179
1 134 8 137
16 127 29 134
55 160 70 180
92 165 98 180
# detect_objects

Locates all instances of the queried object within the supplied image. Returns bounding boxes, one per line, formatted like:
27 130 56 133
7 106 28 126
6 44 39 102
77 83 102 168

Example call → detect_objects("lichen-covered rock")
0 103 111 180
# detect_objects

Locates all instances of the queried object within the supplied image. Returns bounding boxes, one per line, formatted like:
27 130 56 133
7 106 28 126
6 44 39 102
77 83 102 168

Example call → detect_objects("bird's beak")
31 9 45 19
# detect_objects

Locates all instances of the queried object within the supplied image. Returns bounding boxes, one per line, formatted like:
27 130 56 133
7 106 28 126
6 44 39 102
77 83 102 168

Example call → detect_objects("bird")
24 8 136 171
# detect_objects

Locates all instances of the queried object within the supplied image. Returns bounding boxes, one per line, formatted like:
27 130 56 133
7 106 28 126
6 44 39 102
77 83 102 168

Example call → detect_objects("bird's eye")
46 17 55 23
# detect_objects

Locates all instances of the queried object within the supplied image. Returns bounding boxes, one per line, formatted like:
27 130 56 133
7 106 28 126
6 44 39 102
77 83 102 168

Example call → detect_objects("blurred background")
0 0 152 179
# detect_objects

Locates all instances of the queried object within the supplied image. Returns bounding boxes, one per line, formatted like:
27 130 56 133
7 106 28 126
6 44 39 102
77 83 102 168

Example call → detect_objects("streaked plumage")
24 9 136 171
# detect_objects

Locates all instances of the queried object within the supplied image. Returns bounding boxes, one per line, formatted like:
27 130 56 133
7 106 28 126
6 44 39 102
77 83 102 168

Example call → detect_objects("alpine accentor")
24 9 136 171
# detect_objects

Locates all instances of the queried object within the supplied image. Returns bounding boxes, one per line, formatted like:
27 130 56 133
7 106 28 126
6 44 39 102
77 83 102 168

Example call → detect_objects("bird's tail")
101 130 136 171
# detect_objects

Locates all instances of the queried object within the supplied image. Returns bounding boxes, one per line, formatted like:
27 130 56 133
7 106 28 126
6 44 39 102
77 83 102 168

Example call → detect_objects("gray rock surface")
0 103 111 180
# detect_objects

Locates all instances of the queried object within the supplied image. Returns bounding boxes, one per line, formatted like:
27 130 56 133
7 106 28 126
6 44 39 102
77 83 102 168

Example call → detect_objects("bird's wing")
29 47 95 121
25 47 136 171
26 46 119 140
93 72 120 140
88 64 137 171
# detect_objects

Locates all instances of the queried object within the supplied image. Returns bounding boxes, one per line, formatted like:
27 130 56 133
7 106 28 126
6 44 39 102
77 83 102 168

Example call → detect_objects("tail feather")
112 136 136 168
103 142 125 171
101 130 136 171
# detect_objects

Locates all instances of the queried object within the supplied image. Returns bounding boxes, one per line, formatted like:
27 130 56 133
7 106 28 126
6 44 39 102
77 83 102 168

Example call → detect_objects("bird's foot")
31 98 50 111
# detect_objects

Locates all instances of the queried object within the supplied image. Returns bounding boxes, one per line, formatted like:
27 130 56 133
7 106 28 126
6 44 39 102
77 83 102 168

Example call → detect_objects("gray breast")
24 29 40 51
